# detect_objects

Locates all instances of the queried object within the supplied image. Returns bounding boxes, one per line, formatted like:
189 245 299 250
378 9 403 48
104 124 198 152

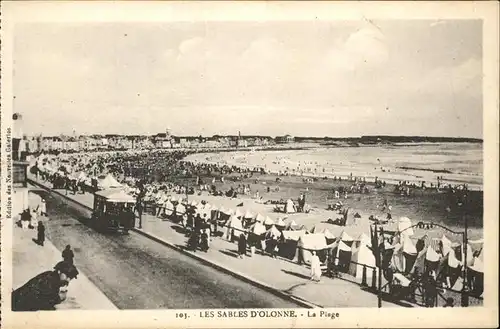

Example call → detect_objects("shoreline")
182 151 483 192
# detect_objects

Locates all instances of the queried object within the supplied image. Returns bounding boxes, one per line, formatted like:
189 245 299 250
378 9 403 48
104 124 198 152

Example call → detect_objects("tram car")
92 189 136 233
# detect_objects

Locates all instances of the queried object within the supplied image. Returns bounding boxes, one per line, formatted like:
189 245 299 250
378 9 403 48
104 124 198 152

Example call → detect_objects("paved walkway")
29 177 403 308
12 221 117 310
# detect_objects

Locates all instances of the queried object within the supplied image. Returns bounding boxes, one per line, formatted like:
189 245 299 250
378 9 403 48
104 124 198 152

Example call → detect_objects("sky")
13 20 483 138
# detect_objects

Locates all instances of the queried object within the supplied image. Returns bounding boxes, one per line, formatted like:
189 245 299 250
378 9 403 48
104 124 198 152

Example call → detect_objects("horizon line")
24 132 483 141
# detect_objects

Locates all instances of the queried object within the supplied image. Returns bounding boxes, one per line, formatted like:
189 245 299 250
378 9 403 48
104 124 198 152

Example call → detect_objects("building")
11 113 30 217
237 139 248 148
275 134 295 144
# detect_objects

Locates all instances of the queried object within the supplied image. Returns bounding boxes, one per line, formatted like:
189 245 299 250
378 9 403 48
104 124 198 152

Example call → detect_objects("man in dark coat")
187 230 199 252
37 221 45 246
12 261 79 311
238 233 247 259
62 245 74 265
298 193 306 212
200 230 209 252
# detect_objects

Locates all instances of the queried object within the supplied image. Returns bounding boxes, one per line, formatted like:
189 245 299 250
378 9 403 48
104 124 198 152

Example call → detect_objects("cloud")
13 22 483 138
242 37 285 62
324 27 389 71
403 57 482 100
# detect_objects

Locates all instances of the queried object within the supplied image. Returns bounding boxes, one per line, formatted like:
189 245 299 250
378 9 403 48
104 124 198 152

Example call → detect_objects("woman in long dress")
238 233 247 259
310 251 322 282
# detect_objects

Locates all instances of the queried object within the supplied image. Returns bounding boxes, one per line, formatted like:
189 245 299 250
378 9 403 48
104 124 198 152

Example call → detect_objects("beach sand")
167 170 483 243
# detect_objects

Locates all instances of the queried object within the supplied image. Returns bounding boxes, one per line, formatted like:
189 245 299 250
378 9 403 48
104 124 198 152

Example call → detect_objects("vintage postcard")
1 1 498 328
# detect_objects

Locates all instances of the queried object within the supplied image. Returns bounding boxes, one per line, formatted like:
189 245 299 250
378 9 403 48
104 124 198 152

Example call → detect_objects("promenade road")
29 178 405 308
36 189 300 309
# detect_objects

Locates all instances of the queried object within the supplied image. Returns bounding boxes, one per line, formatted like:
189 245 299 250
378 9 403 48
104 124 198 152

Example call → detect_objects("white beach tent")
285 219 298 229
322 228 336 241
391 240 406 273
447 247 461 268
349 234 374 279
263 216 275 226
402 235 418 255
441 234 453 256
266 225 282 239
297 233 327 265
176 203 186 217
95 189 136 203
426 244 441 262
164 200 174 216
255 213 265 223
340 231 354 242
228 216 244 230
243 210 254 219
398 217 414 237
282 230 306 242
469 256 483 273
98 173 122 189
275 217 286 227
249 222 266 235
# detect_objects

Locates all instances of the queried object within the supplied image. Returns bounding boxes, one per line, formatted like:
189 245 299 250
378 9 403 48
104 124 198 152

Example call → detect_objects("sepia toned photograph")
1 1 498 329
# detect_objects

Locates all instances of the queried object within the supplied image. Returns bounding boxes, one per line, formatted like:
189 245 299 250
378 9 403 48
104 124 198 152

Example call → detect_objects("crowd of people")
29 149 483 307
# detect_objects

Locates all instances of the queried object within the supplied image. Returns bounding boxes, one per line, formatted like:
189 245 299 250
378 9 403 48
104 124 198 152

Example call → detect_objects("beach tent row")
36 162 124 190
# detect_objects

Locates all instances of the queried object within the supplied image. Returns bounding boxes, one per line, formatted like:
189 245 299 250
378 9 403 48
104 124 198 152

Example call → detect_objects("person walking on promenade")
39 199 47 216
238 233 247 259
30 209 39 229
62 245 74 265
187 230 199 252
20 209 30 229
200 230 209 252
37 221 45 246
310 251 322 282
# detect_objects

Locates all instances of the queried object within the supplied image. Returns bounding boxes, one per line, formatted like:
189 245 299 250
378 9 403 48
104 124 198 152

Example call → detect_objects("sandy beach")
184 143 483 190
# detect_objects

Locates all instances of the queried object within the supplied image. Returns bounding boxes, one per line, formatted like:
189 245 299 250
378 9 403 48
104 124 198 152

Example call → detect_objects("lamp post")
460 194 469 307
371 223 384 308
377 224 383 309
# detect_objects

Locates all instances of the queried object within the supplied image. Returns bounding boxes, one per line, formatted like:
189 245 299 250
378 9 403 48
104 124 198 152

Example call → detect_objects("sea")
185 143 483 190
